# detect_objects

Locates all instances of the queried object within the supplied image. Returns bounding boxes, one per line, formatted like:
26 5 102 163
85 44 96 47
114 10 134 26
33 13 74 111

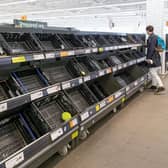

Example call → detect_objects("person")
146 25 165 93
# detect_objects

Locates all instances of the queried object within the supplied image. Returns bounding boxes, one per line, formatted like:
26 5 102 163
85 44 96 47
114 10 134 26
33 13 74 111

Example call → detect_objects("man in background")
146 25 165 93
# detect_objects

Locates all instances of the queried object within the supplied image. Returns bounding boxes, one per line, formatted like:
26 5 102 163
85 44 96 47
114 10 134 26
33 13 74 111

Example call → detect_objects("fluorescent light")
0 0 37 7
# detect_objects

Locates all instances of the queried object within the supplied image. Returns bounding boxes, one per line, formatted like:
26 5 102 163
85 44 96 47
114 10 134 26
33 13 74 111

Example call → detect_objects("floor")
40 78 168 168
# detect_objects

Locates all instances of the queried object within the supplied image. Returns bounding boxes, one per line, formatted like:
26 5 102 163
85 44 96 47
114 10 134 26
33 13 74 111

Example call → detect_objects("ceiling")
0 0 146 23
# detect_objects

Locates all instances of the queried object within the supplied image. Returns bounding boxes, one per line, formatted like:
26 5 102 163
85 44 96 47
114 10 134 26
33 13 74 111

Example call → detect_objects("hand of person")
146 59 153 64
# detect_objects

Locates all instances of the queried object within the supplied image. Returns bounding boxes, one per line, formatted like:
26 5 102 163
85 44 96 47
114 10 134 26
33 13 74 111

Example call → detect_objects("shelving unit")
0 23 150 168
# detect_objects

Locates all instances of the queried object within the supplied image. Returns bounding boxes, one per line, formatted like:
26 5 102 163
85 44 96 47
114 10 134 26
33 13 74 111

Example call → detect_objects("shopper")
146 25 165 93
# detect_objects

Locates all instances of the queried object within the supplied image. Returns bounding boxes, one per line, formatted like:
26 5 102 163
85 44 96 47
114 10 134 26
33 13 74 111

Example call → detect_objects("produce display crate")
0 81 12 101
65 85 98 112
103 35 119 45
32 92 78 132
34 33 68 51
91 35 110 47
0 108 39 162
40 60 73 84
0 33 40 55
11 68 48 93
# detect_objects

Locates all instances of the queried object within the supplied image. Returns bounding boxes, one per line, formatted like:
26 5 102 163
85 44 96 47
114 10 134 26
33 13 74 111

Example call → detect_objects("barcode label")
47 85 61 94
68 51 75 56
126 86 130 92
31 91 43 101
134 81 138 86
84 75 91 82
123 63 127 68
33 54 45 60
50 128 64 141
45 52 55 59
100 100 106 108
79 78 83 84
0 103 7 112
115 91 122 99
118 65 122 70
99 70 105 76
5 152 24 168
113 66 117 72
85 49 91 54
92 48 98 52
62 82 71 89
81 111 89 121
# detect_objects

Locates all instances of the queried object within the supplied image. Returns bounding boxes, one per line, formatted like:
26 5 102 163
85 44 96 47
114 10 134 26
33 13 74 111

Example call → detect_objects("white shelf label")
99 70 105 76
134 81 138 86
47 85 60 94
123 63 127 68
45 52 55 59
100 100 106 108
81 111 89 121
84 75 91 82
71 118 78 126
115 91 122 99
113 66 117 72
110 46 114 50
31 91 43 101
50 128 63 141
0 103 7 112
92 48 98 52
68 51 75 56
85 49 91 54
5 152 24 168
106 68 112 73
79 78 83 84
118 65 122 70
33 54 45 60
62 82 71 89
141 77 145 81
114 46 118 50
126 86 130 92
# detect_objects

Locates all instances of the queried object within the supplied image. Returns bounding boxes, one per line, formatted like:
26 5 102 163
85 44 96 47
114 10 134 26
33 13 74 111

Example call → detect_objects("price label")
47 85 61 94
126 86 130 92
118 65 122 70
62 82 71 89
114 46 118 50
68 51 75 56
100 100 106 108
99 70 105 76
31 91 43 101
92 48 98 52
5 152 24 168
141 77 145 81
69 118 78 128
50 128 63 141
81 111 89 121
12 56 26 63
33 54 45 60
113 66 117 72
134 81 138 86
60 51 68 57
0 103 7 112
79 78 83 84
45 52 55 59
123 63 127 68
115 91 122 99
107 96 114 103
98 48 104 52
84 75 91 82
85 49 91 54
105 47 109 51
106 68 112 73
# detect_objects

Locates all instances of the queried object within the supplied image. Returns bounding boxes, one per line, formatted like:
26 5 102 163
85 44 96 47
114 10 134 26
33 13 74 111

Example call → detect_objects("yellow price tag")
98 48 104 52
107 96 114 103
60 51 68 57
12 56 26 63
71 131 79 139
96 104 100 112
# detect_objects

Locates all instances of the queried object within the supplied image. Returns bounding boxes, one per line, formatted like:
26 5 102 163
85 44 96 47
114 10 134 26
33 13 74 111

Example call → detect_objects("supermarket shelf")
0 57 146 116
0 43 142 65
0 73 149 168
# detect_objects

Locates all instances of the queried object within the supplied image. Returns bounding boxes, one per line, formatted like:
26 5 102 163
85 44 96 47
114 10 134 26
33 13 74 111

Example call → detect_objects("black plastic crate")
35 33 68 51
11 68 48 93
32 92 78 132
0 33 40 55
0 81 13 101
91 35 110 47
103 35 119 45
0 107 40 162
58 34 85 49
65 85 98 112
41 60 73 84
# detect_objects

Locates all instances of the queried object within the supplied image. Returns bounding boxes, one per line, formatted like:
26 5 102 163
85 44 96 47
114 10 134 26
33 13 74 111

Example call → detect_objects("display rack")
0 22 149 168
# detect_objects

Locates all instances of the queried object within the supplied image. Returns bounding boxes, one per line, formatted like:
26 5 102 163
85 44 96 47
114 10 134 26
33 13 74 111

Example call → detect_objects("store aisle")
41 78 168 168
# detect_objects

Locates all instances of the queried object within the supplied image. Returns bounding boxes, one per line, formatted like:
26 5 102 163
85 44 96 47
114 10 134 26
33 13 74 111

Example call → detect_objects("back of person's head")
146 25 154 35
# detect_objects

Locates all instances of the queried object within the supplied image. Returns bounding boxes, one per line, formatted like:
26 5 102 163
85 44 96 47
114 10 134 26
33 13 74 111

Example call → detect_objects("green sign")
14 19 47 29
